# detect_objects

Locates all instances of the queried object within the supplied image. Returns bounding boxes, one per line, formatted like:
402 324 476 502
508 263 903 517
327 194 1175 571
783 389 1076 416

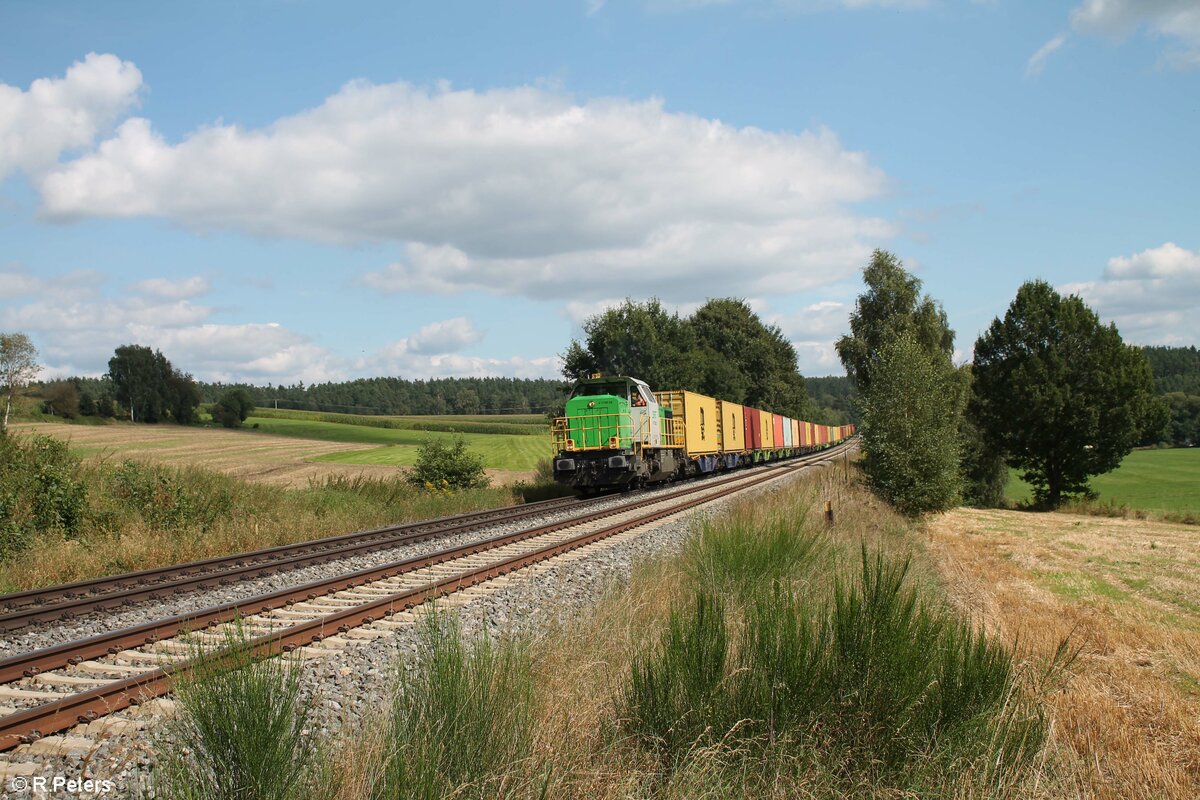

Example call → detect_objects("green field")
245 415 551 471
250 407 548 436
1006 447 1200 513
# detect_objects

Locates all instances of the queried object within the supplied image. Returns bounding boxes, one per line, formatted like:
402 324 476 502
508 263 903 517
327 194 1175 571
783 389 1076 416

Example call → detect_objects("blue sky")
1 0 1197 384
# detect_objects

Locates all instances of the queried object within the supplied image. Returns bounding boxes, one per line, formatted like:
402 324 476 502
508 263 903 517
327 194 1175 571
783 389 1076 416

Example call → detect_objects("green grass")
1005 447 1200 513
244 416 551 471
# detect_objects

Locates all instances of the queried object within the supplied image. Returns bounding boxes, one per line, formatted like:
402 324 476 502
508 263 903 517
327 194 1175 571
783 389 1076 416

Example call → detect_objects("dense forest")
804 376 858 425
1142 346 1200 446
54 376 570 417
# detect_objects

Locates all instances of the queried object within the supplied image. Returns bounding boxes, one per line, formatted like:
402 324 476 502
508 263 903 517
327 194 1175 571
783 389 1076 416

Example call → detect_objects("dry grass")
11 421 534 487
925 508 1200 799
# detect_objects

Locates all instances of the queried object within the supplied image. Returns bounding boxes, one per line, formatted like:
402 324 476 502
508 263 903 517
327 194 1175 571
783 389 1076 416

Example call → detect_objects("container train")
551 374 854 494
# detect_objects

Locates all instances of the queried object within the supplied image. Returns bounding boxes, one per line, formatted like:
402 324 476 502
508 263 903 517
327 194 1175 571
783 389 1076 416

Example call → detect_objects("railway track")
0 443 853 756
0 494 589 632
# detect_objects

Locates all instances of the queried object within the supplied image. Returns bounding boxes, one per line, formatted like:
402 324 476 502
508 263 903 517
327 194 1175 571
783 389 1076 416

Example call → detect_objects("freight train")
551 374 854 494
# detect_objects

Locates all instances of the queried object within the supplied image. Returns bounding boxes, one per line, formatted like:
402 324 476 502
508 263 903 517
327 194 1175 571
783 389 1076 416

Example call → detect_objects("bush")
104 460 235 532
0 434 88 559
407 436 490 491
620 544 1046 789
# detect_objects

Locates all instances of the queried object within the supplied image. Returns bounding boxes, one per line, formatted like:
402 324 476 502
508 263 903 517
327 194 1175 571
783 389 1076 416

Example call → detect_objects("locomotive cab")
552 374 679 493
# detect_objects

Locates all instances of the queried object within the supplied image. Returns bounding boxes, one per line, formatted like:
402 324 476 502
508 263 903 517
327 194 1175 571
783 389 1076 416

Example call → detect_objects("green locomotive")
551 374 682 493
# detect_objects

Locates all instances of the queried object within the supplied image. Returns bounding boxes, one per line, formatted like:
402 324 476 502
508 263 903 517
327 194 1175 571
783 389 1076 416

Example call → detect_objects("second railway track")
0 494 591 632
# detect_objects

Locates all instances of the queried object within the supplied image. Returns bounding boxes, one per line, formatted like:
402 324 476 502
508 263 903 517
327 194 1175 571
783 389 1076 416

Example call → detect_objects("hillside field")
1006 447 1200 513
245 414 551 471
11 410 550 486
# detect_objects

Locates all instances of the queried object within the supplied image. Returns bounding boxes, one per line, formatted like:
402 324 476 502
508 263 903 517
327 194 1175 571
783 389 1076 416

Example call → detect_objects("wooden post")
825 500 834 526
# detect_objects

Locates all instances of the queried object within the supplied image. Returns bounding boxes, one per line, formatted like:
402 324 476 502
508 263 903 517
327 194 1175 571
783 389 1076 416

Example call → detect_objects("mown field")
13 409 552 487
928 507 1200 797
1006 447 1200 513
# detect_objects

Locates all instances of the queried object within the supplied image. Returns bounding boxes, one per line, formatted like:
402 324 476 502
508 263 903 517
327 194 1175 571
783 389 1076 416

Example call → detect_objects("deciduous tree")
859 333 963 515
971 280 1163 507
0 333 39 434
835 250 954 393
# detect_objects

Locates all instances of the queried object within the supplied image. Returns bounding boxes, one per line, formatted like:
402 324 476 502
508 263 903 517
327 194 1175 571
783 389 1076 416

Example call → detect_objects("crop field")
1006 447 1200 513
246 414 550 471
12 412 549 486
927 508 1200 797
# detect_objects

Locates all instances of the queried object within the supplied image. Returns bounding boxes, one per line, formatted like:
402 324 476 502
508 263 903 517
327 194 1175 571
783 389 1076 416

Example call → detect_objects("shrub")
104 460 235 531
0 434 88 559
621 544 1046 789
407 436 490 491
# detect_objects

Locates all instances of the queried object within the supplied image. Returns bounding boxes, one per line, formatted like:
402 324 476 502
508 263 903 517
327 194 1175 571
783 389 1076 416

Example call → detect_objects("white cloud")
0 53 142 180
0 264 44 298
1061 242 1200 344
1026 33 1067 76
129 275 211 300
774 300 851 376
39 78 890 303
2 277 557 383
405 317 484 355
1070 0 1200 67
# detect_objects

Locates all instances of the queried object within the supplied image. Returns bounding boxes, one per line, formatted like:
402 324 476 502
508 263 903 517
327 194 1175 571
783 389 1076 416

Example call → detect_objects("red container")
744 407 762 451
772 414 784 448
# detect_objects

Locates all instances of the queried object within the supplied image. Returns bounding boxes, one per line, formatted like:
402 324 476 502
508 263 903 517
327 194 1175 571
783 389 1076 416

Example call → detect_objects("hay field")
11 421 534 487
927 507 1200 799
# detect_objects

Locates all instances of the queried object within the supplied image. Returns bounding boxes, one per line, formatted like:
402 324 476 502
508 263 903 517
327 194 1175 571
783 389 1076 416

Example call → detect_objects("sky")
1 0 1197 386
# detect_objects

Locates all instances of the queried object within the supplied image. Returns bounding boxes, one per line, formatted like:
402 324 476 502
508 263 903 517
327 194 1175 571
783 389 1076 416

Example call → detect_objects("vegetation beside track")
160 464 1068 799
0 432 515 594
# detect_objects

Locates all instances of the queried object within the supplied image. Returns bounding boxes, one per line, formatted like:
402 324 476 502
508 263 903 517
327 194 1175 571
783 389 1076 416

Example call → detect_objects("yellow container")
759 410 775 449
791 419 800 448
654 390 721 457
718 400 745 453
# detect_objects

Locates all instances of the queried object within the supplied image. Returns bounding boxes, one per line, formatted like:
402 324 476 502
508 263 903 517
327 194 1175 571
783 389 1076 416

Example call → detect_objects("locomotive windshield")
570 381 629 400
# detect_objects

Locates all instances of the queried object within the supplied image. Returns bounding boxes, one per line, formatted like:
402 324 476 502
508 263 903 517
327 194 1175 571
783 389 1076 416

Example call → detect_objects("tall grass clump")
0 433 88 559
372 610 538 800
683 507 822 599
620 538 1048 794
156 622 325 800
622 593 729 761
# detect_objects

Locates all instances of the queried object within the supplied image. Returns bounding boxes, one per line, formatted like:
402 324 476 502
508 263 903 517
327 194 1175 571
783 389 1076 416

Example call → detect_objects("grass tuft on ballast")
155 621 326 800
372 610 540 800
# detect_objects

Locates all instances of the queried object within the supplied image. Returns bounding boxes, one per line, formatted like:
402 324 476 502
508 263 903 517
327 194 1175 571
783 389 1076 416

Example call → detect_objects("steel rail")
0 444 852 751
